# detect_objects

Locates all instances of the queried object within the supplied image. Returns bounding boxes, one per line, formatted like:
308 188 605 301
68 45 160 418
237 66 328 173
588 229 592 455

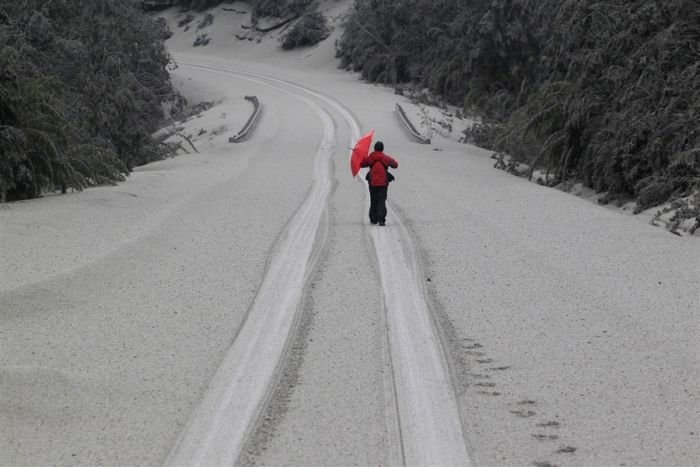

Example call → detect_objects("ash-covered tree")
503 0 700 203
281 11 329 49
338 0 700 211
170 0 314 16
252 0 315 18
0 0 177 201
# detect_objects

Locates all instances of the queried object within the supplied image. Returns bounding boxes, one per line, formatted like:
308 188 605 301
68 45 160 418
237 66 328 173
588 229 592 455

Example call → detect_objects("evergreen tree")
0 0 176 201
337 0 700 208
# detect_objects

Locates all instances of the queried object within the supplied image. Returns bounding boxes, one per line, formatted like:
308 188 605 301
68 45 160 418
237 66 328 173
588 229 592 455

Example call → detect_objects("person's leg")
377 185 388 225
368 186 378 224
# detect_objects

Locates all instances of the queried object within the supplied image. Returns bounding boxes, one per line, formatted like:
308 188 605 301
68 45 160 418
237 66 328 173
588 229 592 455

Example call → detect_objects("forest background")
1 0 698 229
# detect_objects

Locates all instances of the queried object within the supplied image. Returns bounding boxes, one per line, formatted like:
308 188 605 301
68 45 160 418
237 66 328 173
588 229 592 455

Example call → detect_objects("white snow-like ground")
1 1 699 466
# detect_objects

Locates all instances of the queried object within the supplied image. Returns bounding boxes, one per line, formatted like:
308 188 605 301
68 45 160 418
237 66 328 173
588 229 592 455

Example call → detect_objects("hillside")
0 0 178 202
337 0 700 234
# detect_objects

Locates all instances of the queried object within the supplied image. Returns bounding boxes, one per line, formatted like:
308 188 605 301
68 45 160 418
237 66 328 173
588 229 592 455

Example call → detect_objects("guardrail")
395 103 430 144
229 96 261 143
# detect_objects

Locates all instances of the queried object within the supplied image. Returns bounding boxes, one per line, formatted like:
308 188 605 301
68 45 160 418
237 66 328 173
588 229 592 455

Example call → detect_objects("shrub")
0 0 176 201
667 160 699 194
154 17 173 39
197 13 214 30
635 178 675 213
193 33 210 47
669 198 700 234
462 122 499 149
254 0 314 19
177 13 195 27
280 12 329 50
184 0 226 11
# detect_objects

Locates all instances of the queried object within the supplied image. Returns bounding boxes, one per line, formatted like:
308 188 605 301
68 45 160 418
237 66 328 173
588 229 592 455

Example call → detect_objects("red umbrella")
350 129 374 177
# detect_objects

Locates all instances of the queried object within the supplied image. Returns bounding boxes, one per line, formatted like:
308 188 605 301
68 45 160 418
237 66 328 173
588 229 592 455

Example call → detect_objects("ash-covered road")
165 60 472 466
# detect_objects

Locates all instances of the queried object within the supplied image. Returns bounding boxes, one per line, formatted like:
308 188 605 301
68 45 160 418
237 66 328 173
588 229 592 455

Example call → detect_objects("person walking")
360 141 398 226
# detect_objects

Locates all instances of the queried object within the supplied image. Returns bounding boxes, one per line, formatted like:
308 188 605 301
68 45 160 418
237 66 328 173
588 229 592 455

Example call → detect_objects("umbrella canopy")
350 130 374 177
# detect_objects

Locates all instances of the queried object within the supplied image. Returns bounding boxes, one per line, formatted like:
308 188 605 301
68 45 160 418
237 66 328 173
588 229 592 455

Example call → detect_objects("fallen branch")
177 132 198 153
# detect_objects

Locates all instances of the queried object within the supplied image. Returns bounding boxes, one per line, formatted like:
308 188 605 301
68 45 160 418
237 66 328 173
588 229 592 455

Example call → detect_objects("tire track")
171 60 471 466
368 207 472 466
262 67 473 466
165 62 336 466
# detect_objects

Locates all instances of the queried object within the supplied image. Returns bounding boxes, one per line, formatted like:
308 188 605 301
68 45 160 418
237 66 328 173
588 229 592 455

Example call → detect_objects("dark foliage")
281 11 329 50
193 33 211 46
636 178 675 213
0 0 178 202
142 0 177 11
252 0 315 19
197 13 214 29
338 0 700 211
173 0 225 11
169 0 313 17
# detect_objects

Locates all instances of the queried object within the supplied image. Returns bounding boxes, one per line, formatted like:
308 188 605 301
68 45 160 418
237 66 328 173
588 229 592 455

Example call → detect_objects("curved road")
167 60 471 466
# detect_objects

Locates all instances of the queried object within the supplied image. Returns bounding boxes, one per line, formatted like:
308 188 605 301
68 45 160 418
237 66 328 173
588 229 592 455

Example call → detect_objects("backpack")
365 160 395 183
